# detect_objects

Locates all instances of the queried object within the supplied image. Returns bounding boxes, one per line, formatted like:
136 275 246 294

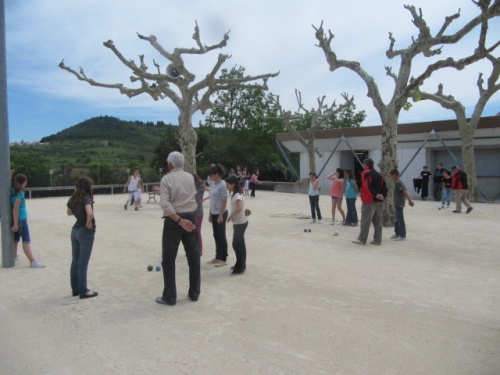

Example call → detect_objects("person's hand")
217 215 223 224
227 216 232 223
208 215 212 223
152 186 160 195
375 193 384 201
409 200 414 207
179 219 196 232
245 209 252 216
86 222 93 230
11 225 18 232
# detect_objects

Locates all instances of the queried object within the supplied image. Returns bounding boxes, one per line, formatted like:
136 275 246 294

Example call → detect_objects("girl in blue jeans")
67 177 98 299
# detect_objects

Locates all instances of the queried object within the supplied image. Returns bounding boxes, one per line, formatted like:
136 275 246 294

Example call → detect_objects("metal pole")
0 0 15 268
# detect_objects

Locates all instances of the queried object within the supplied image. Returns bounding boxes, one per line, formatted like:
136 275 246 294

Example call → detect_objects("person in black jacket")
451 166 473 214
433 163 444 201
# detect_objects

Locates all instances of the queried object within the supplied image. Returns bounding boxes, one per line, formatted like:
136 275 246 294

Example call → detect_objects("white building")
277 116 500 200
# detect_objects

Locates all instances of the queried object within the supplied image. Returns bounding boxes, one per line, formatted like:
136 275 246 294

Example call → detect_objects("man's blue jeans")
71 226 95 296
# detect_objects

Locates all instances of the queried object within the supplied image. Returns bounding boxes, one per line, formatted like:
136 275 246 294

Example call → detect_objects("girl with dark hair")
11 174 45 268
225 175 248 276
67 176 98 299
343 169 359 226
206 164 229 267
327 168 346 224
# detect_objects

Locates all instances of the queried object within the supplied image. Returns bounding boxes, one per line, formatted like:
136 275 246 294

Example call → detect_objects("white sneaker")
30 261 46 268
309 220 316 224
318 219 322 224
15 257 19 266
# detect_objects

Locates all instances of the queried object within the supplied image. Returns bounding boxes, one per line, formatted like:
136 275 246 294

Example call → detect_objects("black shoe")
188 295 199 302
452 210 461 213
156 296 175 306
72 291 79 297
80 291 98 299
230 270 245 276
466 207 473 214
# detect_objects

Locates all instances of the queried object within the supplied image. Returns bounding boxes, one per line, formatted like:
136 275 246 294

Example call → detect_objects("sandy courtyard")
1 190 499 375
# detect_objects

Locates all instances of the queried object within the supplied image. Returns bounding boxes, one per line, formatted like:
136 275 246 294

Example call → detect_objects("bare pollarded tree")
313 1 499 225
271 90 356 175
59 21 279 172
418 53 499 201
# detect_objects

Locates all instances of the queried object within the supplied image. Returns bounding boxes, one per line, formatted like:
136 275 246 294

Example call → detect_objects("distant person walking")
124 168 142 211
451 166 473 214
11 174 45 268
249 170 262 198
156 152 200 306
308 172 322 224
67 176 98 298
352 159 387 246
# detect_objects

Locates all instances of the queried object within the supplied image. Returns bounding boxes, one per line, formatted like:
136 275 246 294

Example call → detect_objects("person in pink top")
327 168 346 225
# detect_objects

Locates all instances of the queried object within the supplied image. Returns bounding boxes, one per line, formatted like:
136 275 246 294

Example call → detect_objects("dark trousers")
421 181 429 199
308 195 322 220
433 182 443 200
70 226 95 296
162 212 200 304
249 182 256 197
345 198 358 225
232 222 248 272
358 202 383 244
211 211 228 261
394 205 406 238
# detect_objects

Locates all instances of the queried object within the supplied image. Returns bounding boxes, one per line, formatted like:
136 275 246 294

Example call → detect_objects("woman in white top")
225 175 249 276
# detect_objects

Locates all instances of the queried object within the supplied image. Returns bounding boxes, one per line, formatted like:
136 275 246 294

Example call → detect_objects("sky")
4 0 500 142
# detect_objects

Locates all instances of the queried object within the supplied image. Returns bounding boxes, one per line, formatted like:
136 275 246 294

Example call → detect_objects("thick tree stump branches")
59 21 279 172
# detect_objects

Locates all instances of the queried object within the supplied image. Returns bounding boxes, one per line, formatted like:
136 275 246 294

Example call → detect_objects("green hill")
15 115 174 167
10 116 177 186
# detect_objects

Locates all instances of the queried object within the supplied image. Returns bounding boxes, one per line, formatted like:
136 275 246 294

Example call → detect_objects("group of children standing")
308 168 359 227
307 167 414 241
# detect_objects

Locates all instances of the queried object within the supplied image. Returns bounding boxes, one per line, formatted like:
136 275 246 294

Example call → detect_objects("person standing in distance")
451 166 473 214
156 152 200 306
352 159 387 246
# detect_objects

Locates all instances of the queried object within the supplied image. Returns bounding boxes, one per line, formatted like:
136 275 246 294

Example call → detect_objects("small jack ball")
304 229 307 232
155 265 161 271
147 265 153 271
308 229 311 232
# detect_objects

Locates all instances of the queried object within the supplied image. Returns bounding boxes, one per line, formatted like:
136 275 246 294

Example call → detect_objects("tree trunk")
457 121 477 202
307 140 316 174
177 111 198 173
379 109 398 227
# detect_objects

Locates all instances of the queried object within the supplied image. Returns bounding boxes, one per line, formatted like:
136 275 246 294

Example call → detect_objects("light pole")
159 167 163 180
49 169 53 187
126 168 130 180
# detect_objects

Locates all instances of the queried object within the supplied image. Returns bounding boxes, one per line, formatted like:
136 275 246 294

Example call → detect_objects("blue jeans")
308 195 322 220
162 212 200 304
345 198 358 225
71 226 95 296
394 206 406 238
441 187 451 207
211 211 228 261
